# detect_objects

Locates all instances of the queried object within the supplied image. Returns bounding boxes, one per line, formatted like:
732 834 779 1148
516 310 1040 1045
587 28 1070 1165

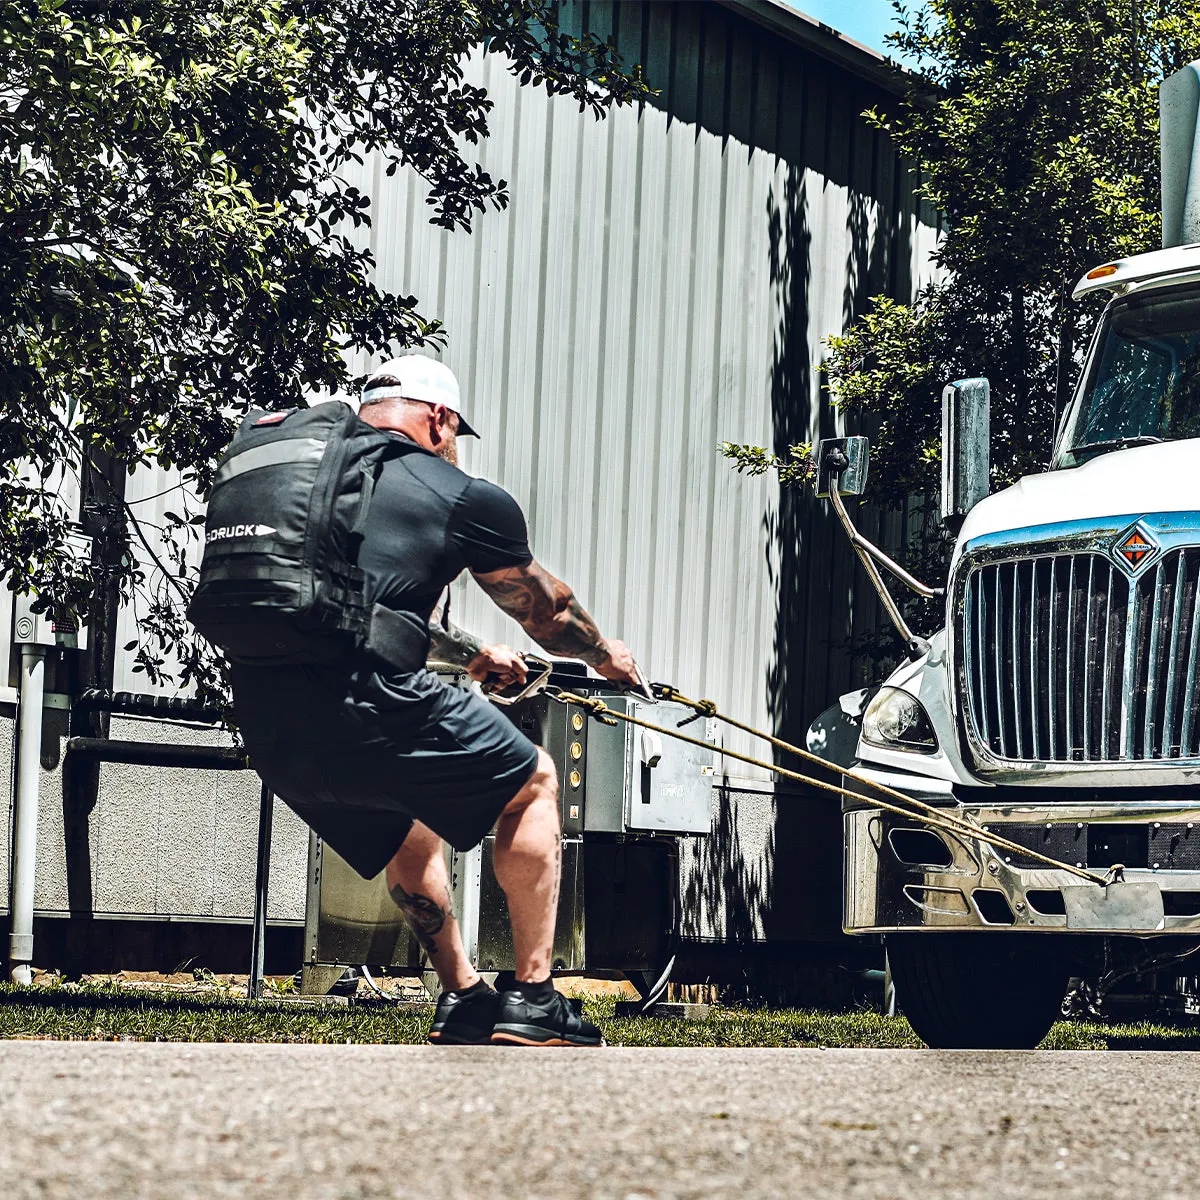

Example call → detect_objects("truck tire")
886 934 1071 1049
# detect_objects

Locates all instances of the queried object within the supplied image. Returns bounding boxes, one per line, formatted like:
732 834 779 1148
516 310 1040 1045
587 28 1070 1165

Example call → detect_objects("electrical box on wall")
12 593 88 651
10 530 92 653
12 595 57 648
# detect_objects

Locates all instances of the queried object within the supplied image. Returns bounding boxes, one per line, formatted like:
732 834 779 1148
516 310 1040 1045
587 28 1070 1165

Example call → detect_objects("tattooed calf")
389 884 449 957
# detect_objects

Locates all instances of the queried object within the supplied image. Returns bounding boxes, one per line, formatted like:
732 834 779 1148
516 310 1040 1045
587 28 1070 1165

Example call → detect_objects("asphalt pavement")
0 1041 1195 1199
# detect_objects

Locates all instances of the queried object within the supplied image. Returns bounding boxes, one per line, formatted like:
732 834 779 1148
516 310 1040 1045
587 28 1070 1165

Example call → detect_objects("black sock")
454 978 493 997
512 976 555 1003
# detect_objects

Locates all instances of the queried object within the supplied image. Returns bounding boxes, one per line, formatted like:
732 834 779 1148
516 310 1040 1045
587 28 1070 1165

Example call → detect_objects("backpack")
187 401 428 670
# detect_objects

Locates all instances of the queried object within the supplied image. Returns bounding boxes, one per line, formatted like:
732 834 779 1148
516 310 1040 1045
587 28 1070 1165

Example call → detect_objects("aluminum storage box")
583 695 717 835
300 670 714 990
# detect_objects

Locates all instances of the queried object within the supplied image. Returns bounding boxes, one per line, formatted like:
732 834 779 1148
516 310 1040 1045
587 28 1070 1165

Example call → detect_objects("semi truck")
813 60 1200 1048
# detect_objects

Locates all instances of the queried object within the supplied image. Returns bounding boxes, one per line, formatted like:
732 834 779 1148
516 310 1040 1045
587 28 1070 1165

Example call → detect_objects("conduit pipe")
9 646 47 985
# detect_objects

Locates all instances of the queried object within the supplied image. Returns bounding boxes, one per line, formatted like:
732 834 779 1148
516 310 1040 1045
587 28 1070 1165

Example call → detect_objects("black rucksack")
187 401 427 670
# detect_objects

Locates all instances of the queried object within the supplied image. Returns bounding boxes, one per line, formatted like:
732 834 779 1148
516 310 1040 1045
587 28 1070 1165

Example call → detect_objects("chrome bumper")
844 802 1200 935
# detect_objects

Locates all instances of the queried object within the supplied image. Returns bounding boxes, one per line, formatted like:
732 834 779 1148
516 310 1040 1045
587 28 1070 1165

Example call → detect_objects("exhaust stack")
1161 60 1200 248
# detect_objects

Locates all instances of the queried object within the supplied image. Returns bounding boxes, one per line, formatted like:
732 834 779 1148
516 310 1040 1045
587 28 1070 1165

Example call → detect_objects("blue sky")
784 0 902 56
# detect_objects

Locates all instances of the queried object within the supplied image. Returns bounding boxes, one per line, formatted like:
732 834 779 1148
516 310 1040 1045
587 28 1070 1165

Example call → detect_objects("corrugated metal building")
1 0 937 974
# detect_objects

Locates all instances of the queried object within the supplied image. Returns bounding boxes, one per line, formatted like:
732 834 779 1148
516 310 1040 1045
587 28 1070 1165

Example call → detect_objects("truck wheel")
886 934 1071 1049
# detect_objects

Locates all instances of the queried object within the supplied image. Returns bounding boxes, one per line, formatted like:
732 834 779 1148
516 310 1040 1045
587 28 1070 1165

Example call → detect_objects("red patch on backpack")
254 412 288 426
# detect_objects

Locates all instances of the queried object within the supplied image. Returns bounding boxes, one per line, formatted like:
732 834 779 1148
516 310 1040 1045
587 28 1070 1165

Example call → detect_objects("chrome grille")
963 549 1200 762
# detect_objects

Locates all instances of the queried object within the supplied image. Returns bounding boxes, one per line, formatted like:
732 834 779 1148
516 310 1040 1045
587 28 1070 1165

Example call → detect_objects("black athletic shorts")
229 661 541 879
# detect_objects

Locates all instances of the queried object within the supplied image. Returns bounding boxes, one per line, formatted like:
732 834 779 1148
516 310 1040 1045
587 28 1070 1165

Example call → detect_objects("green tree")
1 0 646 698
726 0 1200 508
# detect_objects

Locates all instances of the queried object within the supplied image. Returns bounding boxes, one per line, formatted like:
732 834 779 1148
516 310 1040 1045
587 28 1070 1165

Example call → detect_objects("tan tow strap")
547 686 1109 888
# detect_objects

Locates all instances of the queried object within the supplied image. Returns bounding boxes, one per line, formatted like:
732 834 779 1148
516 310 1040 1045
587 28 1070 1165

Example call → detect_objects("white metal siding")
343 2 940 942
2 1 938 942
344 1 938 773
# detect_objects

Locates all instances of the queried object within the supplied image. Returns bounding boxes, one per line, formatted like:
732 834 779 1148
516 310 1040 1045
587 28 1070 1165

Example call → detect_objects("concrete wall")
0 707 310 924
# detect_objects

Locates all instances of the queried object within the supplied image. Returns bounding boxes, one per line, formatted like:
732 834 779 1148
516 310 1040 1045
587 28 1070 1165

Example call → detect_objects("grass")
2 983 1200 1048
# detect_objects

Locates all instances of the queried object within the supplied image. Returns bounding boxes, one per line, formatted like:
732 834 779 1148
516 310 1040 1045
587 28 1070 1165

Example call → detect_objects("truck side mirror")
815 436 870 498
941 377 990 525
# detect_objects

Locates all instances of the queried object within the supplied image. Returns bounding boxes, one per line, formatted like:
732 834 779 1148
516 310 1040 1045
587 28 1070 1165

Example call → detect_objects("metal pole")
827 484 939 600
883 949 897 1018
457 842 482 968
10 646 47 984
247 782 274 999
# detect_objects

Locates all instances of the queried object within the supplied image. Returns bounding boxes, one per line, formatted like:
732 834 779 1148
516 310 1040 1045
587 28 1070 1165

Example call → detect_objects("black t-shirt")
358 434 533 626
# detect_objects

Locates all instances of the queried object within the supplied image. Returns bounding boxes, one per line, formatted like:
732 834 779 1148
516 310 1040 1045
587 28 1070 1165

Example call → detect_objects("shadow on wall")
603 0 889 197
681 164 842 954
759 153 916 947
766 164 818 752
688 155 917 951
761 163 858 947
568 0 922 956
679 785 767 949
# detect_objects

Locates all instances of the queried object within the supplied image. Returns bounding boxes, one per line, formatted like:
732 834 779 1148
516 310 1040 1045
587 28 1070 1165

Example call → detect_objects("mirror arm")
830 488 941 600
826 483 941 661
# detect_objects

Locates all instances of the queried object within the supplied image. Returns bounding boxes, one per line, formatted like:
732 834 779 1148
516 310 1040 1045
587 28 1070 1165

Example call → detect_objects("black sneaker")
491 987 605 1047
428 983 501 1045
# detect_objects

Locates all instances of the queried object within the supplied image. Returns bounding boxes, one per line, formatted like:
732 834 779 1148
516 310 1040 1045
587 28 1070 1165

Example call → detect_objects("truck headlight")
861 687 938 754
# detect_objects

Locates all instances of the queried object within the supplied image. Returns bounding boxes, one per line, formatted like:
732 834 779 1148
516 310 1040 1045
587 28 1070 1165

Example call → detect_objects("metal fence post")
9 645 47 984
247 782 274 999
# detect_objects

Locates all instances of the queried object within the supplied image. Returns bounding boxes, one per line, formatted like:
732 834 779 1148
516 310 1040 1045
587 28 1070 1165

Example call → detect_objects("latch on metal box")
640 729 663 768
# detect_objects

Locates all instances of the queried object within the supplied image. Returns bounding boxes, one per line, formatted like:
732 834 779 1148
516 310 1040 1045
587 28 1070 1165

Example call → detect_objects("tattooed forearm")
426 596 485 669
549 595 610 666
476 562 610 667
389 884 449 957
427 618 485 668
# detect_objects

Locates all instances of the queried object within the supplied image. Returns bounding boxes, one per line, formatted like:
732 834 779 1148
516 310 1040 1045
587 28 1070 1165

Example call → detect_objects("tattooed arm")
427 595 527 686
426 608 485 669
472 559 640 685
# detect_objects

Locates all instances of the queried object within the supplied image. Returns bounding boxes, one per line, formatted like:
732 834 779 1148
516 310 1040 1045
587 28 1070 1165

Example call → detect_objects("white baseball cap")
361 353 478 437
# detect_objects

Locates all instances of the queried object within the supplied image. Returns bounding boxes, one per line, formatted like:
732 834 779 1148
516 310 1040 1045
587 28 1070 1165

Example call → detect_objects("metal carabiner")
630 661 655 702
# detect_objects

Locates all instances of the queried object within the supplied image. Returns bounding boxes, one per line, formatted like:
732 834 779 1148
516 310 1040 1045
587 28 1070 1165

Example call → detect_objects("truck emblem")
1110 521 1161 575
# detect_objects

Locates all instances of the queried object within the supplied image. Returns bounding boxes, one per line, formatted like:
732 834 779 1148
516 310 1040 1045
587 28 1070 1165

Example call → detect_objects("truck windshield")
1056 286 1200 467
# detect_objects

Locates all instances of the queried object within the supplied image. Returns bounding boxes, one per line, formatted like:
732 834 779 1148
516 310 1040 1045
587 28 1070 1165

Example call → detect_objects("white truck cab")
816 63 1200 1048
